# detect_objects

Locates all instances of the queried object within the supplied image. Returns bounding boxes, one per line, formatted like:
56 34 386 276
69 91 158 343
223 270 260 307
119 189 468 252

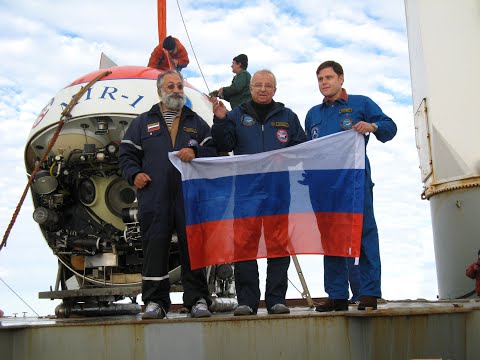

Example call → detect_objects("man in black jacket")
211 69 306 316
119 70 216 319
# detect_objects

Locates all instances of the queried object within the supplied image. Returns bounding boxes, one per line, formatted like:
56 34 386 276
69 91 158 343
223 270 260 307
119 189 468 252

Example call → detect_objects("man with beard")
119 70 216 319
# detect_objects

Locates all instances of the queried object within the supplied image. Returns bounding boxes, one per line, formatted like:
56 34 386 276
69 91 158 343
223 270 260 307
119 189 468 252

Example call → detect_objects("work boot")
142 301 167 319
233 305 256 316
357 296 377 310
268 303 290 314
190 299 212 318
315 299 349 312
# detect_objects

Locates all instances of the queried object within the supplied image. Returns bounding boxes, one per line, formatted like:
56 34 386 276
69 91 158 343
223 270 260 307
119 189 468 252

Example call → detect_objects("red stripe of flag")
187 212 363 269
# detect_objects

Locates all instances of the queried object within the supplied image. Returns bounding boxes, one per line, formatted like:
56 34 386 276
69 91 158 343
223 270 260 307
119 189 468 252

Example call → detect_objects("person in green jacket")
210 54 252 109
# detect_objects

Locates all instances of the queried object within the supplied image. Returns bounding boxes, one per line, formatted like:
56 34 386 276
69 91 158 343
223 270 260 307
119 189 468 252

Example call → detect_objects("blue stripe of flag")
182 168 364 226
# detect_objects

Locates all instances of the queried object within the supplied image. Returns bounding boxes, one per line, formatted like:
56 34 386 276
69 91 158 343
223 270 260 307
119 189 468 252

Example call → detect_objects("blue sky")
0 0 438 317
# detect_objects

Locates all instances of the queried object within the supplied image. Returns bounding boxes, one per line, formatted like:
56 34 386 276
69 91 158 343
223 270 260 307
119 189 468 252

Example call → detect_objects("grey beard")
161 90 186 110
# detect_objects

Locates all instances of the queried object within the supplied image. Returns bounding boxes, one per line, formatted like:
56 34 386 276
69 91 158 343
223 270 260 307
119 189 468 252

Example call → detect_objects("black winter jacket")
119 103 215 214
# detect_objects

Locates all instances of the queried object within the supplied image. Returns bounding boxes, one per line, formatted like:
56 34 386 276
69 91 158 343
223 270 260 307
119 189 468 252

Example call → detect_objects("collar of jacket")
240 100 285 118
149 103 195 119
322 88 349 106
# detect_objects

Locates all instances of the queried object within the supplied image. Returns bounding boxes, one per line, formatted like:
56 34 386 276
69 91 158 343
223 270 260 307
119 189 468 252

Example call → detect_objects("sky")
0 0 438 317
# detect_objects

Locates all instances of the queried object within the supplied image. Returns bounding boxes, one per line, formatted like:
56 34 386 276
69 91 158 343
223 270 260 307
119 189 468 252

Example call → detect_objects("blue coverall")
212 100 307 312
305 93 397 300
119 103 216 311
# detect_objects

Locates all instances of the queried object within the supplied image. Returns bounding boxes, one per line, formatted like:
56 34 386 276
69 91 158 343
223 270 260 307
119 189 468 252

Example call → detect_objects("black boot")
315 299 349 312
357 296 377 310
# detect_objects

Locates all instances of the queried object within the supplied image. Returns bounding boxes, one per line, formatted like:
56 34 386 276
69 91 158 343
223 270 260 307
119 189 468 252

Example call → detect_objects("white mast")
405 0 480 298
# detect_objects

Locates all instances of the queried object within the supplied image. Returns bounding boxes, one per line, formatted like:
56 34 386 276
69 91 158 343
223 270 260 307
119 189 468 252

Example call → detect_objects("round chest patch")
188 139 198 147
340 117 354 130
242 115 255 126
276 129 288 143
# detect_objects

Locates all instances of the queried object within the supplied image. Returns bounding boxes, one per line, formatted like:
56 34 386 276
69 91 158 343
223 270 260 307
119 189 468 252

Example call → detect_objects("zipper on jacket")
171 112 183 151
165 116 175 151
261 124 265 151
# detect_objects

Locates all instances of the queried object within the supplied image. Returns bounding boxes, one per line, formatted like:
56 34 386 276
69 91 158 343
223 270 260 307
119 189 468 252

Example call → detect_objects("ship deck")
1 298 480 360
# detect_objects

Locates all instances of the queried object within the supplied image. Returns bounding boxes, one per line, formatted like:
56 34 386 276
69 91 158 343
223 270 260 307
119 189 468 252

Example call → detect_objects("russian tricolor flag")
169 130 365 270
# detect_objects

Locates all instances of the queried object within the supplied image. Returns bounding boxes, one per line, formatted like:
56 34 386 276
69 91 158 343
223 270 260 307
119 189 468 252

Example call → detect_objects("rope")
0 275 40 317
163 48 176 70
456 289 476 299
287 277 320 306
0 70 112 251
175 0 211 93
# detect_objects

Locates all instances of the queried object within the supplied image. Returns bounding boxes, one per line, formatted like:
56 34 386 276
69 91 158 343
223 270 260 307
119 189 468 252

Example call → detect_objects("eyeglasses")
252 83 274 90
166 83 184 90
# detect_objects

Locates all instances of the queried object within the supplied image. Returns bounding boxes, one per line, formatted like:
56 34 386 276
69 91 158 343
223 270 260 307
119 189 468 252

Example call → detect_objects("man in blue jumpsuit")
211 69 307 316
119 70 216 319
348 258 361 303
304 61 397 311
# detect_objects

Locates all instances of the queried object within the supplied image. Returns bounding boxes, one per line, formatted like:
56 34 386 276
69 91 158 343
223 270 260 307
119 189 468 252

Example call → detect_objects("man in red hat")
148 35 189 71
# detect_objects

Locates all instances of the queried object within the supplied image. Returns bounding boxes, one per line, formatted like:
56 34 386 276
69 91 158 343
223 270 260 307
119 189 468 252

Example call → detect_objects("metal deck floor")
1 299 480 360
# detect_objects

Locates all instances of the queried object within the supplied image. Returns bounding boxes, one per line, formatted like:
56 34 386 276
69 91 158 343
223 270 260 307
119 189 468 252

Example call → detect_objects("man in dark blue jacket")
211 69 307 316
119 70 216 319
305 60 397 312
